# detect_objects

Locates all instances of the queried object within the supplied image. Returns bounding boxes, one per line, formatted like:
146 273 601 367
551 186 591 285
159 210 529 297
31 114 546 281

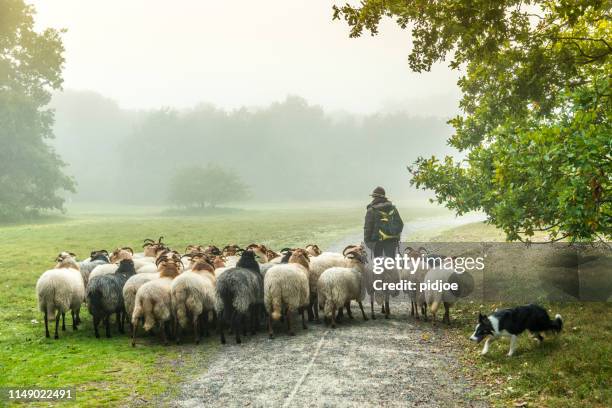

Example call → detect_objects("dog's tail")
550 313 563 333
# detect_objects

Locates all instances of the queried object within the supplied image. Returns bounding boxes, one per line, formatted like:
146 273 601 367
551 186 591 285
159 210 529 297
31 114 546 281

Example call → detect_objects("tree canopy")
334 0 611 242
0 0 75 220
168 164 250 209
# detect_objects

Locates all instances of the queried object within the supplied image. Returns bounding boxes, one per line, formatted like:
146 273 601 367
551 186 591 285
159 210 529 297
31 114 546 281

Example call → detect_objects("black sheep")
215 250 263 344
86 259 136 338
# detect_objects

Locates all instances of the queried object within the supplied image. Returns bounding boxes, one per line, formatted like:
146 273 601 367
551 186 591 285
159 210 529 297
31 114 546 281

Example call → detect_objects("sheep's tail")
271 298 282 321
132 296 144 326
174 288 189 328
550 314 563 333
429 300 440 314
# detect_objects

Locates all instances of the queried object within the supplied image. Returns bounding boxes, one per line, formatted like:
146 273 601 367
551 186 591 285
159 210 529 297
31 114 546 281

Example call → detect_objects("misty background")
32 0 463 206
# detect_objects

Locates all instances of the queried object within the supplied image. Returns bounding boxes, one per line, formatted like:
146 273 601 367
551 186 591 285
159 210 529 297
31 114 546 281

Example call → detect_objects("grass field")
0 205 365 406
2 206 609 407
0 203 448 406
435 222 612 408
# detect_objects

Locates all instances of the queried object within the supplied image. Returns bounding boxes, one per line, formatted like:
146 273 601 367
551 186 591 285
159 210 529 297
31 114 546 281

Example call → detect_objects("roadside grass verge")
430 221 612 407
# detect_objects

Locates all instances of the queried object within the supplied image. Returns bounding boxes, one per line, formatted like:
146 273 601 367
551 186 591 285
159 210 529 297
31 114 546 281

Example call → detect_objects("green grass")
0 206 369 406
434 222 612 407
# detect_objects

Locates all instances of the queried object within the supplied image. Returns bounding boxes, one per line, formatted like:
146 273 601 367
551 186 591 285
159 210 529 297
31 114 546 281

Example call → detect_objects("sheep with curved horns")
36 252 85 339
215 250 263 344
305 244 322 257
399 246 429 320
264 248 310 338
87 255 136 338
222 244 243 267
88 247 135 281
131 251 183 346
308 246 353 322
317 246 369 328
361 243 400 320
171 253 217 343
79 249 110 287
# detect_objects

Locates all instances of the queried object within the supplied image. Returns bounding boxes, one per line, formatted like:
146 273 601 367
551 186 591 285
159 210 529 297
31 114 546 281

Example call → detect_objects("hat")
370 186 386 198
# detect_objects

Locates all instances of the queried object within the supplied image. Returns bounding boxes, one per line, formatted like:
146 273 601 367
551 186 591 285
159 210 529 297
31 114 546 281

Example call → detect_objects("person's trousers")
373 239 398 258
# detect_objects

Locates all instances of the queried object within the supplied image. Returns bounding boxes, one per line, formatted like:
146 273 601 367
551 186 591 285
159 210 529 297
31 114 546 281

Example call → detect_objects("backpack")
374 206 403 241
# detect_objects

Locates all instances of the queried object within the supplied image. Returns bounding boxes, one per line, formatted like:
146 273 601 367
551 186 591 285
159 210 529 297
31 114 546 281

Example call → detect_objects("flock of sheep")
35 238 472 345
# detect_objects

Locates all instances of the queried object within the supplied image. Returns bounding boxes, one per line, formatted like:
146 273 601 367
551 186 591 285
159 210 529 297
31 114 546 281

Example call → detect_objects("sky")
29 0 462 116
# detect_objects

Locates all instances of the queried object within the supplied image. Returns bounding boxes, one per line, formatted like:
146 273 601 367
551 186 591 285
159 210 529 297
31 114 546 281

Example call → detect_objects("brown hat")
370 186 386 198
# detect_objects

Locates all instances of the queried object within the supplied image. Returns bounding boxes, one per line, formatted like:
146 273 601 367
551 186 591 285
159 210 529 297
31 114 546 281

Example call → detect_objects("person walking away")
363 186 404 317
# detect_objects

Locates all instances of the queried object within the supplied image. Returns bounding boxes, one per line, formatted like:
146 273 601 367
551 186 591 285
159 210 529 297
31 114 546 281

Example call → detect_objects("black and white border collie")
469 304 563 356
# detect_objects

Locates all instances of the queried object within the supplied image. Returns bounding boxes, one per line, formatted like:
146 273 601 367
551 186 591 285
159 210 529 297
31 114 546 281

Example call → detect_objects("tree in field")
333 0 611 242
0 0 75 220
169 164 250 208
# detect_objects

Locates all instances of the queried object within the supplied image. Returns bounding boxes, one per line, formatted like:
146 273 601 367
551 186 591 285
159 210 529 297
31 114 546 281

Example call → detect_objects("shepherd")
363 186 404 259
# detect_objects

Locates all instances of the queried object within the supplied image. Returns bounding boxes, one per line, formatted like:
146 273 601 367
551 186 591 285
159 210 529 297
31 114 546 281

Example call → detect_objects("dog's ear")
478 312 486 323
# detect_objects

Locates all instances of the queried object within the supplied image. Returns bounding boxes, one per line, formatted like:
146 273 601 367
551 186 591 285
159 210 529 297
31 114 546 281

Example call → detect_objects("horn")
123 247 134 254
342 244 358 256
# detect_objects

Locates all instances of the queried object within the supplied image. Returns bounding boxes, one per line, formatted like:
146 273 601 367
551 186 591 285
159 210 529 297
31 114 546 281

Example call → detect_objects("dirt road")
167 217 487 407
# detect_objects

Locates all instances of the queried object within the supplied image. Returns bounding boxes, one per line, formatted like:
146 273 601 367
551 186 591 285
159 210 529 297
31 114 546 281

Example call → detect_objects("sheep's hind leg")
443 302 451 324
286 308 295 336
93 315 100 338
116 311 124 334
71 310 77 331
267 314 274 339
104 316 111 338
331 305 337 329
54 311 60 339
175 317 182 345
159 322 168 346
370 295 376 320
131 320 138 347
203 312 210 337
219 315 226 344
193 315 200 345
358 301 368 321
44 312 50 338
345 302 354 319
384 294 390 319
61 312 66 331
232 311 241 344
336 307 344 322
299 306 307 330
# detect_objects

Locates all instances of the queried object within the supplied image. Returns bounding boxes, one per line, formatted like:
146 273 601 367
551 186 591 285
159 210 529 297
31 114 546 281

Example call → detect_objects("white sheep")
171 255 217 343
422 258 474 324
308 249 348 321
317 248 368 328
131 251 183 346
123 272 160 322
263 249 310 337
36 252 85 339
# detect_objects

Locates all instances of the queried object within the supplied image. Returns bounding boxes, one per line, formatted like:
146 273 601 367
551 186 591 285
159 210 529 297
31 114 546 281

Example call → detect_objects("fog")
29 0 462 206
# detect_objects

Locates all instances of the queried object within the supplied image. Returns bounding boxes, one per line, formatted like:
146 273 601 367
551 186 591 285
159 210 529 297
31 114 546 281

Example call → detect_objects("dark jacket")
363 197 403 243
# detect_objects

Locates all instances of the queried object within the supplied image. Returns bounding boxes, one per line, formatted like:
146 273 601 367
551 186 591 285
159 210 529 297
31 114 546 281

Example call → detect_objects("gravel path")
167 216 487 408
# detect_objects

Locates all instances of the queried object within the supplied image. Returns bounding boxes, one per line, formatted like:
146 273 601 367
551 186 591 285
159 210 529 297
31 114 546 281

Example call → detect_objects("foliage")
168 164 250 208
52 93 452 204
0 0 75 220
333 0 612 242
